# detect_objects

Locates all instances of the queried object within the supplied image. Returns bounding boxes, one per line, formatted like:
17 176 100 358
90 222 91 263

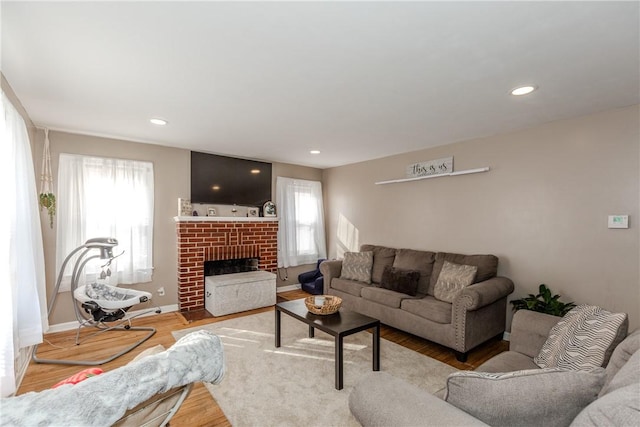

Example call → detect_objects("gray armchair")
349 309 637 427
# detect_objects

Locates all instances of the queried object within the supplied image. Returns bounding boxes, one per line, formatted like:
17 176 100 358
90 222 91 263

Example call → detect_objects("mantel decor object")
263 201 276 217
178 198 192 216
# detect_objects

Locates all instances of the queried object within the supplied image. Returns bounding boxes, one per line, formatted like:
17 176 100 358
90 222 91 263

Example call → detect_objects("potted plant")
510 284 576 317
39 192 56 228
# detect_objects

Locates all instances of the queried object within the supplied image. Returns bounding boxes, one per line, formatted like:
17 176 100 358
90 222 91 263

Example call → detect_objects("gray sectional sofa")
349 309 638 427
319 244 514 360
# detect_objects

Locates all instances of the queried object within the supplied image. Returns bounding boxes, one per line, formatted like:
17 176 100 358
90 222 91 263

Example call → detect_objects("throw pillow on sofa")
433 261 477 303
340 251 374 284
392 248 436 296
534 305 628 370
444 367 605 427
429 252 498 295
379 266 421 296
360 244 397 284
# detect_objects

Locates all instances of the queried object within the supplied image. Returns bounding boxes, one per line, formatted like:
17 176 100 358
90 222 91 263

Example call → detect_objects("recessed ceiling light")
310 150 321 155
250 169 261 174
510 85 537 96
150 117 168 126
211 185 220 191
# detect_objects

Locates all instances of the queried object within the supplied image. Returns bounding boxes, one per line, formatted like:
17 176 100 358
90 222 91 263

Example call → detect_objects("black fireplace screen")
204 257 260 276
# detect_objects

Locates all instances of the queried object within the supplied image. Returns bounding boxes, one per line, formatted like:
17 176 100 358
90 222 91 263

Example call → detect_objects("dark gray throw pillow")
380 266 420 296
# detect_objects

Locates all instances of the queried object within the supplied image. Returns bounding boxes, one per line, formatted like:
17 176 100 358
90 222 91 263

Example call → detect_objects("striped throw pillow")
534 305 627 370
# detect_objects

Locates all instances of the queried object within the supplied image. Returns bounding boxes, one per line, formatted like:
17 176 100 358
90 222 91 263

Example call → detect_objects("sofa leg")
454 351 468 362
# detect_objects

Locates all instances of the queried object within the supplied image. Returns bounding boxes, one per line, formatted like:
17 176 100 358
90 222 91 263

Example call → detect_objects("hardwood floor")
19 289 508 426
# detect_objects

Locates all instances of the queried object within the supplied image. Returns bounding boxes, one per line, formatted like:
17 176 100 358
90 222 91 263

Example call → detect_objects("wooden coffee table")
275 298 380 390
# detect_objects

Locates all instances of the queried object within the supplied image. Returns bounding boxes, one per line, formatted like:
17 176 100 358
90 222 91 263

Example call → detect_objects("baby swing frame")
32 238 160 366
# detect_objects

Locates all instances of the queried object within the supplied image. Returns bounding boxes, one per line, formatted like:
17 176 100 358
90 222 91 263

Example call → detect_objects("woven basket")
304 295 342 315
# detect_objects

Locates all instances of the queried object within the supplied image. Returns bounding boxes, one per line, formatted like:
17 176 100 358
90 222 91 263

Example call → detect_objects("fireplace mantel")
175 217 278 311
173 216 278 222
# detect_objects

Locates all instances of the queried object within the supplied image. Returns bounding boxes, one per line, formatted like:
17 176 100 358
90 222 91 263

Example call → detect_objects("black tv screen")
191 151 272 206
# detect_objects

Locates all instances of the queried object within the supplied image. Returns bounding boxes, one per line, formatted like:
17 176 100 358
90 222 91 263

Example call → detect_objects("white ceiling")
2 1 639 169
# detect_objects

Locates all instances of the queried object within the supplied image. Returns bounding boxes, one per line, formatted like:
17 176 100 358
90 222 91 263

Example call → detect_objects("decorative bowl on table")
304 295 342 315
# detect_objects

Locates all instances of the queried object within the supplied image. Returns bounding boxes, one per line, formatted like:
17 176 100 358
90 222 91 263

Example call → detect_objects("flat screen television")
190 151 272 207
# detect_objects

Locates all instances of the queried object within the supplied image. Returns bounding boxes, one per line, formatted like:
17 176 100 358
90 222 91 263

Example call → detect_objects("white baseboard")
503 331 511 341
277 284 301 293
46 304 178 333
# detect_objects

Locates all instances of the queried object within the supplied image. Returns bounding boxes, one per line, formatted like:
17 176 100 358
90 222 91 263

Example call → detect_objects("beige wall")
36 131 191 325
322 105 640 330
36 131 323 324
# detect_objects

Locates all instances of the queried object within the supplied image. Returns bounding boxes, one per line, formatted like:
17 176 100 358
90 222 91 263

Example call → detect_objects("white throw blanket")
0 330 225 426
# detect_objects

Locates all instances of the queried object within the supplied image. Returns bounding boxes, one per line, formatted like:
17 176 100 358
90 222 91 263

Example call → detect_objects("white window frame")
56 153 154 290
276 177 327 268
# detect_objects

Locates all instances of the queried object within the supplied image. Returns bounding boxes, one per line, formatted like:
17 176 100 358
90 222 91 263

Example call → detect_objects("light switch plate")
608 215 629 229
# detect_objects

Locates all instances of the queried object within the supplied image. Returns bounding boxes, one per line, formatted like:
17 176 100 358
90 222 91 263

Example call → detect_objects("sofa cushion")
361 287 413 308
360 244 397 284
401 296 452 324
603 329 639 389
379 266 420 296
392 248 436 296
433 261 478 303
534 305 628 370
444 368 605 427
475 351 541 373
340 251 373 284
349 372 489 427
330 277 370 297
598 348 640 397
570 384 640 427
430 253 498 294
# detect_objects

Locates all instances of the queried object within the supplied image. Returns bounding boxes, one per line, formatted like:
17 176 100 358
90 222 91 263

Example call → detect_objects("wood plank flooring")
19 290 508 426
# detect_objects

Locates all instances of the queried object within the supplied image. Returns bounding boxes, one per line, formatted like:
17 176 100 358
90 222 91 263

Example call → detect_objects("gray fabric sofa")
320 244 514 360
349 310 639 427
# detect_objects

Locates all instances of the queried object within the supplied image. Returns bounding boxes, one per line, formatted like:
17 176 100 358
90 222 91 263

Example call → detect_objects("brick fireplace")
175 217 278 311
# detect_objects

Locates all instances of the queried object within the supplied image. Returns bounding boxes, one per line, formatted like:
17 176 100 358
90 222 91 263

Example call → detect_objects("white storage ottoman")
205 270 276 316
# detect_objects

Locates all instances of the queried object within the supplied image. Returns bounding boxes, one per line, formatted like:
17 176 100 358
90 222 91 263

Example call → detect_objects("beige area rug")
173 311 457 427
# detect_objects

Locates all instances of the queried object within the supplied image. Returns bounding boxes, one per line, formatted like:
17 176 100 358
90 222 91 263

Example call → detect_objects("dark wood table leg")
373 323 380 371
308 325 315 338
335 334 344 390
275 308 281 348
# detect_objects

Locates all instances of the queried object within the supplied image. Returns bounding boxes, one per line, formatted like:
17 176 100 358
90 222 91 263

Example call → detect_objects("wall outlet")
157 287 165 296
608 215 629 229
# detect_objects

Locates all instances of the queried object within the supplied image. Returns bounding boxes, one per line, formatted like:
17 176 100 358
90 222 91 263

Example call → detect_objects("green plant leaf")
510 284 576 316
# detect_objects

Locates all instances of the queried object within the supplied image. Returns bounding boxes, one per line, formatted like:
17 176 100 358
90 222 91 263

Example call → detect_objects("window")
56 154 154 290
276 177 327 268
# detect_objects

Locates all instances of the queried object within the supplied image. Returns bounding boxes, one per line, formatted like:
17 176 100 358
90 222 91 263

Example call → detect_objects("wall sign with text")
406 156 453 178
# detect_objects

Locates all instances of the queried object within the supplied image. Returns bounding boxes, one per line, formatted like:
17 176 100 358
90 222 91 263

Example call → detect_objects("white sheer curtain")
0 92 47 397
56 154 154 291
276 177 327 268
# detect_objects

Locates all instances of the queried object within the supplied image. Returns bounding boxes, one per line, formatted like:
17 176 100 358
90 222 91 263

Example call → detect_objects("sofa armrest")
349 372 489 427
509 309 560 358
453 276 514 312
319 260 342 295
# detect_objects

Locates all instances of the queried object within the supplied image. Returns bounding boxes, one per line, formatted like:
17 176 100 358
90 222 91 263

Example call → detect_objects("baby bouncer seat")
33 237 161 366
